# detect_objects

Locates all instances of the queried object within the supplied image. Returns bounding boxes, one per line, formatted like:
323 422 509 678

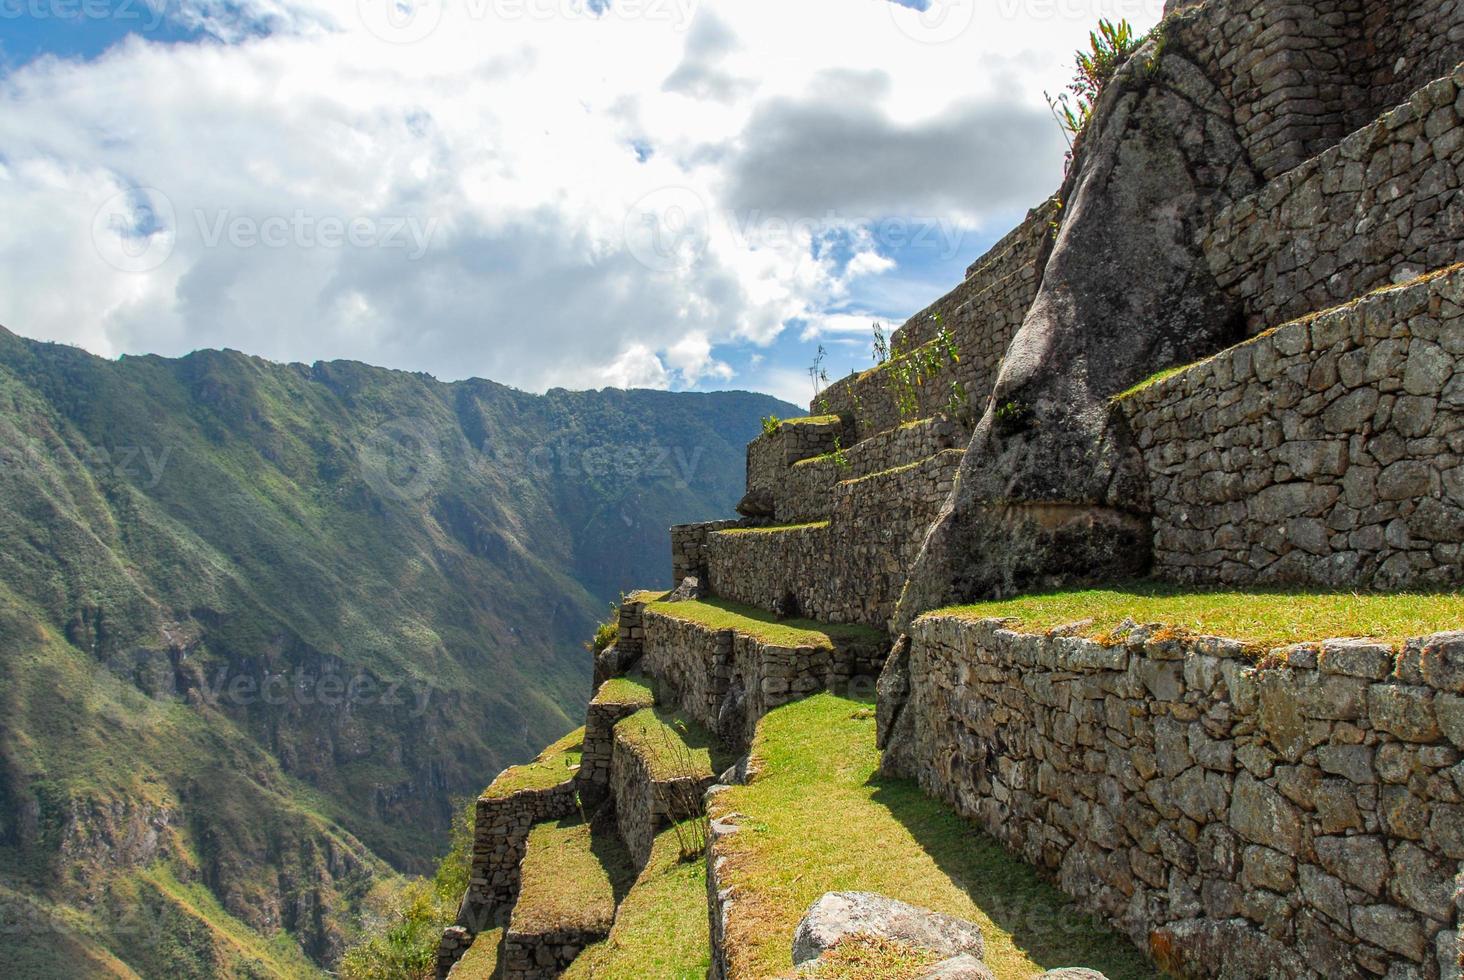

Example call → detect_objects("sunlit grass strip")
512 818 632 935
714 521 831 536
710 694 1159 980
561 830 711 980
482 727 583 799
614 707 716 782
592 675 656 708
929 583 1464 649
645 597 883 651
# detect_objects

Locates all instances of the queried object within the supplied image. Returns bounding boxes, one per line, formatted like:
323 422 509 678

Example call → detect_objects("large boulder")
791 892 985 966
896 38 1261 623
923 955 996 979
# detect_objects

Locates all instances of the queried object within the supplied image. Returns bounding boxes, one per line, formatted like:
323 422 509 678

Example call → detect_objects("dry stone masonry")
1121 265 1464 590
460 780 578 934
885 616 1464 980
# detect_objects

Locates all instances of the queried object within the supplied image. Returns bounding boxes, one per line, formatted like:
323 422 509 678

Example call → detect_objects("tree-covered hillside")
0 326 793 976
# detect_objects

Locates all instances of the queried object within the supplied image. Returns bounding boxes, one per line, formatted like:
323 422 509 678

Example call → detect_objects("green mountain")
0 325 794 977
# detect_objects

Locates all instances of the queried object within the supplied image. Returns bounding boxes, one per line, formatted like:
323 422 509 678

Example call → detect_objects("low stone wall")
639 609 886 749
1204 71 1464 335
461 781 579 929
609 721 716 869
671 521 743 586
889 614 1464 979
577 689 651 808
773 417 963 524
746 417 852 501
501 925 602 980
1121 265 1464 591
707 450 964 628
705 813 742 980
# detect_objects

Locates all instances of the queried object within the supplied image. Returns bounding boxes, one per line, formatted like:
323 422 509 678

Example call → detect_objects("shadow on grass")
866 773 1161 980
580 811 639 909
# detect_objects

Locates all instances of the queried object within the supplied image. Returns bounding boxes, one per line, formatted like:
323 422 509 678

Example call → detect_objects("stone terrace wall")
894 615 1464 979
1120 266 1464 591
462 781 579 927
773 417 962 524
816 201 1056 439
671 521 743 586
708 449 963 628
502 924 602 980
1166 0 1464 183
1204 72 1464 335
639 609 885 750
577 695 647 808
609 722 716 869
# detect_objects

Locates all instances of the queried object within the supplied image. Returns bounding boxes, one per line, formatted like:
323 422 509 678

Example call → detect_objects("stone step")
769 416 964 524
578 674 657 806
632 595 886 751
610 705 726 869
501 815 635 980
706 450 964 628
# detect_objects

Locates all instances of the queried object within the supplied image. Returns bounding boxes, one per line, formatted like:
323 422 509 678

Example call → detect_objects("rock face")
896 41 1261 619
791 892 986 966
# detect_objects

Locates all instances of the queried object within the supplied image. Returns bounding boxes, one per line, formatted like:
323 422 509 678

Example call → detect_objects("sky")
0 0 1163 408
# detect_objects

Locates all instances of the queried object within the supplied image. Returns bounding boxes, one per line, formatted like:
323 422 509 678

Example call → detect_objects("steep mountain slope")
0 325 794 975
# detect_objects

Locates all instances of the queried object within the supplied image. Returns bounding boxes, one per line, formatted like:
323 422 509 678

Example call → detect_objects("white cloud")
0 0 1160 399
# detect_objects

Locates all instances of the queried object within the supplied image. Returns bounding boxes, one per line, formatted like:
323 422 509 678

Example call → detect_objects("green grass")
592 675 657 708
627 589 671 604
779 415 842 427
714 521 831 536
561 830 711 980
931 583 1464 649
1111 363 1191 401
614 707 724 782
710 694 1158 980
645 597 884 651
512 818 634 935
482 728 584 799
447 928 502 979
837 449 962 487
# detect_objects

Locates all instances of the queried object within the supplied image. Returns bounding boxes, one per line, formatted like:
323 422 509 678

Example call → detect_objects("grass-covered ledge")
928 583 1464 649
481 727 584 799
714 520 831 536
645 596 882 650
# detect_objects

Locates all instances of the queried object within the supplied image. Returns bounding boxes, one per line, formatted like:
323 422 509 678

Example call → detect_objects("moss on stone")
714 521 831 536
645 597 882 651
930 583 1464 648
795 935 942 979
482 728 584 799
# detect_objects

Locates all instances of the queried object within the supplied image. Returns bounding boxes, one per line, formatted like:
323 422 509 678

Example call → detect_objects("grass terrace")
447 928 502 979
779 415 842 427
710 694 1159 980
931 583 1464 650
481 728 584 799
614 707 727 782
562 830 712 980
591 674 657 708
511 817 634 936
627 589 671 604
645 596 883 651
715 521 831 536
